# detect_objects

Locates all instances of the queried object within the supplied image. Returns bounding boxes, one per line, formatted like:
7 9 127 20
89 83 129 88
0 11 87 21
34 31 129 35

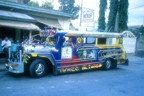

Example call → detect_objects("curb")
0 60 6 72
0 64 6 71
0 68 6 71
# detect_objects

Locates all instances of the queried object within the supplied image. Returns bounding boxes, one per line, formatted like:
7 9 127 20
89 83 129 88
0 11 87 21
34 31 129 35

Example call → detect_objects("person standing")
1 36 11 59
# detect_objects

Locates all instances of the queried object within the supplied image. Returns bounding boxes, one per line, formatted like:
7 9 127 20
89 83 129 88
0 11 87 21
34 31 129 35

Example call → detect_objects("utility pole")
79 0 83 26
143 16 144 26
114 0 120 32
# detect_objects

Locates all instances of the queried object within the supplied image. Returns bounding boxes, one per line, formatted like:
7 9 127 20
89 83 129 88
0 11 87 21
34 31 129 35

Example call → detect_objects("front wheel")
29 59 47 78
102 59 112 70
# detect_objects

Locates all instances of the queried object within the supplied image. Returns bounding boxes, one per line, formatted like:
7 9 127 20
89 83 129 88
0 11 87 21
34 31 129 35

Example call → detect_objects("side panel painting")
78 49 97 61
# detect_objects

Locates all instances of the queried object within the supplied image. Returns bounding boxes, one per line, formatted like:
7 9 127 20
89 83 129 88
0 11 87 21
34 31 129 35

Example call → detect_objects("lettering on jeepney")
59 67 79 73
99 49 123 58
82 65 89 70
90 64 99 69
82 64 102 70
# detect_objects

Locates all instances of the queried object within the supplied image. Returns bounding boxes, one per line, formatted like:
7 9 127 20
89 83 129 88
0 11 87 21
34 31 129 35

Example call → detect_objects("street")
0 55 144 96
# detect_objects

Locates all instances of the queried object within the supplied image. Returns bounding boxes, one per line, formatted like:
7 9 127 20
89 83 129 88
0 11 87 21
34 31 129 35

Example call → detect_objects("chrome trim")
5 61 24 74
20 50 22 63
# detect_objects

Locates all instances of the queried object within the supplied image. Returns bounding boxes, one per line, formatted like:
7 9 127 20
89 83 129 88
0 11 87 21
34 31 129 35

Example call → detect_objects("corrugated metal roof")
0 20 40 30
0 10 35 22
0 1 72 18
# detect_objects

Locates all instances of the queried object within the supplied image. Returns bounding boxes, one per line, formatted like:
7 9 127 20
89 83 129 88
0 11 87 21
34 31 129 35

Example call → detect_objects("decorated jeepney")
5 31 128 78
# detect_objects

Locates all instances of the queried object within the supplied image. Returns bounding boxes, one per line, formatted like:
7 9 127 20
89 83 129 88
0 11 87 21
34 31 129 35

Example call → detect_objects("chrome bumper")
5 61 24 74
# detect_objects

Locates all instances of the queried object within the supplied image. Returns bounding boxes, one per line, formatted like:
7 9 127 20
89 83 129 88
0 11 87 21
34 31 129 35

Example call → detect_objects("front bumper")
124 59 129 65
5 61 24 74
117 59 129 66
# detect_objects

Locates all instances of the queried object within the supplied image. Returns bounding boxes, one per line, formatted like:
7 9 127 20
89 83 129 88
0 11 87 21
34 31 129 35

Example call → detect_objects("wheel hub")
35 63 44 75
106 60 111 69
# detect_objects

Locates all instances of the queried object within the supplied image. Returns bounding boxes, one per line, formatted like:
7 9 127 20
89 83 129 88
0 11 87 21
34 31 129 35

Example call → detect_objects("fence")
122 31 136 54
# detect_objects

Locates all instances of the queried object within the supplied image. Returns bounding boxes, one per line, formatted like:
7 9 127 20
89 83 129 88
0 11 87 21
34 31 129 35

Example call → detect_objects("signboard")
81 8 94 23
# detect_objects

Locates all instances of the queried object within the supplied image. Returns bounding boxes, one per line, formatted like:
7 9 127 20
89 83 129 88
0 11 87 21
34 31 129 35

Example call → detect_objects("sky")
31 0 144 28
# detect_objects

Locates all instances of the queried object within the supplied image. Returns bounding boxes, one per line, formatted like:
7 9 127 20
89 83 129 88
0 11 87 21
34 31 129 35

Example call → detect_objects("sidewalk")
0 58 7 71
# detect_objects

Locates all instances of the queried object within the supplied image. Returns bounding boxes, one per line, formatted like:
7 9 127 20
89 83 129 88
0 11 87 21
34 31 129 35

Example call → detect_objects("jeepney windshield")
23 31 58 46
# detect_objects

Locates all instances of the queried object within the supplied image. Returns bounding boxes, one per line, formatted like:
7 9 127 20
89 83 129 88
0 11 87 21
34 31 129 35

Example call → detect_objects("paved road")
0 56 144 96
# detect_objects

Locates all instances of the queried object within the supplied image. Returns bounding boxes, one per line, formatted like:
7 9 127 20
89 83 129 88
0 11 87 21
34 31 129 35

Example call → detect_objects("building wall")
58 17 70 30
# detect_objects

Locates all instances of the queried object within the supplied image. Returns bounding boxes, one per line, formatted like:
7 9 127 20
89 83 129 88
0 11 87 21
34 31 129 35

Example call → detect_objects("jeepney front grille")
9 46 23 63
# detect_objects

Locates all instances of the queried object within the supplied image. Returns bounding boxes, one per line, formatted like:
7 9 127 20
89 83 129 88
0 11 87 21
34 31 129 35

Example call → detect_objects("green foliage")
107 0 129 32
129 25 144 37
27 1 39 7
59 0 80 19
98 0 107 31
41 1 53 9
119 0 129 32
139 25 144 35
107 0 118 32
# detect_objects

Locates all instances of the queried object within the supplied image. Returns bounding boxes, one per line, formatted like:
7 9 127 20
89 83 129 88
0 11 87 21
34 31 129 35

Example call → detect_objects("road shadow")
55 66 129 77
1 66 130 80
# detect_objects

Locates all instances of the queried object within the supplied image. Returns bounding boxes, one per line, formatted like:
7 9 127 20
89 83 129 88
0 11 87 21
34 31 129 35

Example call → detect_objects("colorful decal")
78 49 97 60
77 37 82 44
99 49 122 58
82 64 102 70
58 63 102 74
61 47 72 59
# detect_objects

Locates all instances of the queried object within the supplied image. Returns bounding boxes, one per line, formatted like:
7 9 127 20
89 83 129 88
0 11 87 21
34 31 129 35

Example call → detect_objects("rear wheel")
29 59 47 78
103 59 112 70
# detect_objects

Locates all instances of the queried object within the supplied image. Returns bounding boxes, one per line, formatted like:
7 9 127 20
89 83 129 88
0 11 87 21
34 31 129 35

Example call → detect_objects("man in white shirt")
1 36 11 59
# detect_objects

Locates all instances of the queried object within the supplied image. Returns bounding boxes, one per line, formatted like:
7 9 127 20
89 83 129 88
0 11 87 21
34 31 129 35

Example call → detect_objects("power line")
130 4 144 10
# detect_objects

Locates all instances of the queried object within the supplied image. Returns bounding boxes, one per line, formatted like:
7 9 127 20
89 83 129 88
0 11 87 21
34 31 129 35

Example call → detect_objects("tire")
111 60 117 69
103 59 112 70
29 59 47 78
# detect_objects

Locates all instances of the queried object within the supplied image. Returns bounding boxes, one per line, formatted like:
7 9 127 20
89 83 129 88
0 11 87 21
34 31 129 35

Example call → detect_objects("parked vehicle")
5 31 128 78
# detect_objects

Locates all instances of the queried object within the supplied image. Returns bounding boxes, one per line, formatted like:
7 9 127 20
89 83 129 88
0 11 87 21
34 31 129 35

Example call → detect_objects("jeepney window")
109 38 116 45
63 37 76 48
97 38 107 45
85 37 95 44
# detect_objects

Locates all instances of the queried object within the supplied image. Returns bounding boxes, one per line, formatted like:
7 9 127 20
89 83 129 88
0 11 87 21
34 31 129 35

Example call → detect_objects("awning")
34 17 62 29
0 10 36 22
0 20 40 31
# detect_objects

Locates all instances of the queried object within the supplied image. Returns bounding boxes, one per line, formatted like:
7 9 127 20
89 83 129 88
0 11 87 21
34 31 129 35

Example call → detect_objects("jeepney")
5 31 128 78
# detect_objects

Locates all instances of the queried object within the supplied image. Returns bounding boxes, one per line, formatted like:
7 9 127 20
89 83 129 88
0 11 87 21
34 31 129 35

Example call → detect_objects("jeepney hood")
23 45 58 54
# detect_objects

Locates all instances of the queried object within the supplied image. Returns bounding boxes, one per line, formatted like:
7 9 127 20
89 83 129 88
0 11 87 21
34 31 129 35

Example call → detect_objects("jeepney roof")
58 31 123 38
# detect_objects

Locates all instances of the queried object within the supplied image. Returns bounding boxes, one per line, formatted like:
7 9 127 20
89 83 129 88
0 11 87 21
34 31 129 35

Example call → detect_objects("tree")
59 0 80 19
119 0 129 32
41 1 53 9
98 0 107 31
27 1 39 7
139 25 144 35
107 0 118 32
107 0 129 32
